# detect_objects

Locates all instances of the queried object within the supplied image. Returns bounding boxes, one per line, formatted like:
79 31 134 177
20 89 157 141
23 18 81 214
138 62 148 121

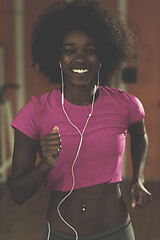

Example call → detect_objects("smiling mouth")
72 69 89 74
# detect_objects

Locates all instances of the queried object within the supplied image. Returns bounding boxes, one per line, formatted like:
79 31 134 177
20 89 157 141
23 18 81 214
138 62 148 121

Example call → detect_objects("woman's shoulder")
101 85 141 104
10 88 60 141
101 85 133 97
32 88 58 102
26 88 59 109
101 86 145 124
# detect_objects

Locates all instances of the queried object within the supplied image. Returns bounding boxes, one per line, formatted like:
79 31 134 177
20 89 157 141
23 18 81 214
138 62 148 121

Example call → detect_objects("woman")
10 1 152 240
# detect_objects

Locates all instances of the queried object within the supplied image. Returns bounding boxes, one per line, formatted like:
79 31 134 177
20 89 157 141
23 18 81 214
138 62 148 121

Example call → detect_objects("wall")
125 0 160 179
0 0 17 180
0 1 16 111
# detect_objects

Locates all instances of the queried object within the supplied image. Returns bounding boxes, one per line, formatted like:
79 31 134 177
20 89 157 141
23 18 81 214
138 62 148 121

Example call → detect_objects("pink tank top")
11 86 145 192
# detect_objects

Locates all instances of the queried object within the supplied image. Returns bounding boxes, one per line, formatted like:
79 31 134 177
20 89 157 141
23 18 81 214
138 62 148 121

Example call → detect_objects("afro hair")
31 0 135 85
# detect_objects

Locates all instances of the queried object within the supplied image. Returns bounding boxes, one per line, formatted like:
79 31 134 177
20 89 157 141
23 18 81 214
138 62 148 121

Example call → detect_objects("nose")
74 51 87 65
75 48 87 59
74 58 86 66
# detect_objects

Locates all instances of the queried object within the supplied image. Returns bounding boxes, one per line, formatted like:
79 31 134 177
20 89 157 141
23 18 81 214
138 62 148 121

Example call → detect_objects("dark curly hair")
31 0 135 85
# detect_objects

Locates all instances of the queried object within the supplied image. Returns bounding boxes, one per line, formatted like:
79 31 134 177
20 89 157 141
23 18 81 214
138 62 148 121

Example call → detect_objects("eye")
86 48 97 55
63 48 75 55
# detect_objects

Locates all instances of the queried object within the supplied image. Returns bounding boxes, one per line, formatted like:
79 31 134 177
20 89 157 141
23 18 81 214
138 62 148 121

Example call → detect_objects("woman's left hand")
129 180 152 208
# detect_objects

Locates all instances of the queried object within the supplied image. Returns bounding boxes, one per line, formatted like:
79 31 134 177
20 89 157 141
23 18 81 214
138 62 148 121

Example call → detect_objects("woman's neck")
61 85 99 106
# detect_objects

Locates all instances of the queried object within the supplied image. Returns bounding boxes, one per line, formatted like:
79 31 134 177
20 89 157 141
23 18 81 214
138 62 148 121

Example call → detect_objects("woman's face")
60 29 100 88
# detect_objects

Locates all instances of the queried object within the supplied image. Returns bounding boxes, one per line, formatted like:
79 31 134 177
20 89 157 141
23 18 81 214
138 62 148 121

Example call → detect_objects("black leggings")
43 215 135 240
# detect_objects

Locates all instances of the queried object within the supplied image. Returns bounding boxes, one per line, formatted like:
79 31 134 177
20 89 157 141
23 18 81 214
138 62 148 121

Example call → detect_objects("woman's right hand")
40 126 61 169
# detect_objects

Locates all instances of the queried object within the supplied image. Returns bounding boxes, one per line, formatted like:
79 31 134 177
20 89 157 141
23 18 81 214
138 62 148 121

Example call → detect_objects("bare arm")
10 127 61 205
128 120 152 208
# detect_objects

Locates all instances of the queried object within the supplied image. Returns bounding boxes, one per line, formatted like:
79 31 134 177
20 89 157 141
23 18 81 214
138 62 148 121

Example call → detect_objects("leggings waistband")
43 215 135 240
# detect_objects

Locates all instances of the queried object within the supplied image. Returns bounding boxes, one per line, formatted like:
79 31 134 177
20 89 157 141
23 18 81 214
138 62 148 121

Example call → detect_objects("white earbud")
59 61 64 105
59 61 62 69
95 62 101 91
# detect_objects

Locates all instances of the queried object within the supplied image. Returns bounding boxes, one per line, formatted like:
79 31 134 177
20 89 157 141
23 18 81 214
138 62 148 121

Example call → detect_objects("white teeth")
72 69 89 74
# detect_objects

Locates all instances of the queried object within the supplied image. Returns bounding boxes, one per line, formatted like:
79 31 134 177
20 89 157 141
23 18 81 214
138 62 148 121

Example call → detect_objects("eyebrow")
63 43 96 47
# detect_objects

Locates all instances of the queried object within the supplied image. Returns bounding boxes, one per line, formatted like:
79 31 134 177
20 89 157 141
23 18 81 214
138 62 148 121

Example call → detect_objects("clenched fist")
129 181 152 208
40 126 61 169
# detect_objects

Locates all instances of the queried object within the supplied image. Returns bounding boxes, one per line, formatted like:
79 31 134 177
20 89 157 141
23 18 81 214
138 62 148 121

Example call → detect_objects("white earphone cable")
47 222 51 240
56 61 100 240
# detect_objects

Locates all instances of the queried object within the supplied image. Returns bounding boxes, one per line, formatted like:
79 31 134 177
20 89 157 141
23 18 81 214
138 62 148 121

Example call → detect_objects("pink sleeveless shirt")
11 86 145 192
